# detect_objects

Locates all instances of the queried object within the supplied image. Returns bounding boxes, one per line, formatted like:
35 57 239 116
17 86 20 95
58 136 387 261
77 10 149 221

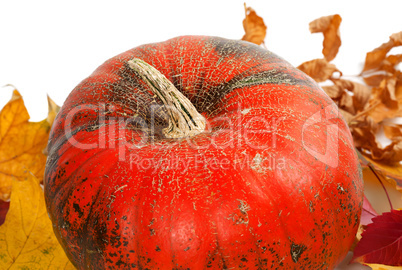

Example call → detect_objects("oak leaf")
241 3 267 45
0 90 55 201
352 209 402 266
309 14 342 61
0 173 75 269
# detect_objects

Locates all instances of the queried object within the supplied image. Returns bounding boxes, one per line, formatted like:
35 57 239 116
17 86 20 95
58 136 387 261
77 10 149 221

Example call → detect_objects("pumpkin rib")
47 146 111 208
210 211 229 269
80 187 103 267
317 169 351 265
243 205 266 269
135 173 162 269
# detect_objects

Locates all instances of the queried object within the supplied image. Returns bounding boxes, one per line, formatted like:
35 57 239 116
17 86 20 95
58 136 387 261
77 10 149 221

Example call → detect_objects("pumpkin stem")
128 58 206 139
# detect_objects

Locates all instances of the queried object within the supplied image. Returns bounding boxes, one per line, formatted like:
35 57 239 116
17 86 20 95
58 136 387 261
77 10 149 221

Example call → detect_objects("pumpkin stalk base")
128 58 206 139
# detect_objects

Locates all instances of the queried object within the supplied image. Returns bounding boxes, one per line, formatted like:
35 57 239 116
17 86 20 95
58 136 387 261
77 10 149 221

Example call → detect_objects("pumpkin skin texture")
44 36 363 269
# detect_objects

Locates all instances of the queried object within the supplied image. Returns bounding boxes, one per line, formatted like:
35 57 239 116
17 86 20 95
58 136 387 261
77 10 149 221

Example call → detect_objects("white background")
1 1 401 269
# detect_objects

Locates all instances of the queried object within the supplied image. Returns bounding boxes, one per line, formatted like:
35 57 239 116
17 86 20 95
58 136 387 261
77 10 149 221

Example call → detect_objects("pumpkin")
44 36 363 269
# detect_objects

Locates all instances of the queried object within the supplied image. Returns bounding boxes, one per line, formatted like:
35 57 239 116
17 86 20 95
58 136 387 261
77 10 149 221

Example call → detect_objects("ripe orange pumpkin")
45 36 363 269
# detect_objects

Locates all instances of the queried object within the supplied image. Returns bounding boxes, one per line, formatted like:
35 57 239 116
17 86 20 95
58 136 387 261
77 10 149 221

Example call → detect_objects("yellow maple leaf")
0 173 75 269
0 90 58 201
46 94 61 127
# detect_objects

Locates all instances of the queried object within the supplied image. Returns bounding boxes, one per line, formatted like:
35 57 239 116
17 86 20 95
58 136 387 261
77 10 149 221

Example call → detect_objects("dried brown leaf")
339 109 355 124
383 124 402 140
329 79 372 113
363 103 395 124
241 4 267 45
309 14 342 61
363 40 395 73
350 117 402 166
321 79 372 126
369 124 402 163
341 80 372 112
390 31 402 46
363 77 399 123
353 125 381 152
339 92 355 115
322 84 344 100
362 31 402 86
376 77 398 108
362 54 402 87
371 140 402 163
297 58 340 82
356 122 402 163
386 54 402 69
363 72 390 88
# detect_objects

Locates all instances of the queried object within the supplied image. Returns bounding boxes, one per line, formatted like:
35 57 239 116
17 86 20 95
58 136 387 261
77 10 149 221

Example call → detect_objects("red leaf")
0 200 10 226
360 195 378 226
353 209 402 266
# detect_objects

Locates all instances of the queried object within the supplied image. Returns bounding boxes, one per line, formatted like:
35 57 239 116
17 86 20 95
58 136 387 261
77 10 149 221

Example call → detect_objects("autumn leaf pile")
0 4 401 269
